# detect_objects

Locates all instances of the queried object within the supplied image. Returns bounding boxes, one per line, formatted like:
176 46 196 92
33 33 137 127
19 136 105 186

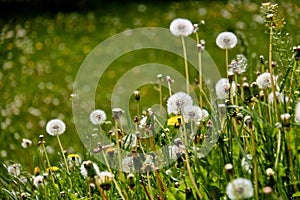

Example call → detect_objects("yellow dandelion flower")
167 115 182 126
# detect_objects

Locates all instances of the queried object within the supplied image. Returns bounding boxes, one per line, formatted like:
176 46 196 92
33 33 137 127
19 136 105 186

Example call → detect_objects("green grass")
1 1 300 199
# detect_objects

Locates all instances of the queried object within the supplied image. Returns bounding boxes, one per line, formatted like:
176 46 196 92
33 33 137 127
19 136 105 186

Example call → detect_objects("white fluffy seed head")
170 18 194 37
46 119 66 136
216 32 238 49
226 178 254 200
167 92 193 115
89 109 107 125
256 72 275 89
215 78 236 99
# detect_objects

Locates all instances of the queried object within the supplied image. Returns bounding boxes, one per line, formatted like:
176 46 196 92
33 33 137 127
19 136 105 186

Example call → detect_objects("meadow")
1 0 300 199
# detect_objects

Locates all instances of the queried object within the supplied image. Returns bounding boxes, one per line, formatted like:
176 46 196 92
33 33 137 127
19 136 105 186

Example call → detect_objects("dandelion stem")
182 120 203 200
158 79 163 115
250 128 259 200
268 27 279 123
146 171 154 200
102 151 126 200
195 33 203 107
226 48 229 78
285 129 297 194
56 135 70 174
181 36 190 94
275 128 281 171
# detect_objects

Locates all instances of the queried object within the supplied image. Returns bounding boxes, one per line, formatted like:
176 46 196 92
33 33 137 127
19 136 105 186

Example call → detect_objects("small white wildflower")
266 168 275 177
170 18 194 37
295 101 300 123
46 119 66 136
226 178 254 199
183 105 202 123
7 163 21 176
215 78 236 99
256 72 275 89
167 92 193 115
80 160 100 179
229 54 248 74
216 32 238 49
21 138 32 148
89 109 107 125
33 175 44 188
241 154 253 173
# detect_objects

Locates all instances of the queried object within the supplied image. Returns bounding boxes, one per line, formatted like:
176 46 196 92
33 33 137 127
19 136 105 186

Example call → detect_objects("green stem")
226 48 229 78
268 27 279 123
56 135 70 174
182 120 203 199
181 36 190 94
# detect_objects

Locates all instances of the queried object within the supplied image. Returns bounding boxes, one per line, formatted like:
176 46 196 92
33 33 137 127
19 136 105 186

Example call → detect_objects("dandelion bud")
174 138 183 146
244 116 253 128
80 160 100 179
33 175 44 188
280 113 291 128
271 61 277 68
157 74 163 81
108 130 115 136
60 191 66 198
133 90 140 101
134 116 139 123
34 166 40 175
39 135 44 141
112 108 124 120
21 192 27 199
224 163 233 174
166 75 174 83
193 24 199 33
175 182 180 188
263 186 273 195
21 138 32 148
96 171 114 191
266 168 275 177
127 173 135 189
194 78 199 85
293 45 300 61
260 55 264 64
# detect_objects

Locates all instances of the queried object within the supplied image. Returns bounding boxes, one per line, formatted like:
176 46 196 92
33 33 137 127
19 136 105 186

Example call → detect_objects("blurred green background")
1 0 300 167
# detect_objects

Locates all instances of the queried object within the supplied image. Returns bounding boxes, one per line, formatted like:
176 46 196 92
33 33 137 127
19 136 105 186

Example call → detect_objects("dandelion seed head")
89 109 107 125
216 32 238 49
226 178 254 199
215 78 236 99
122 156 134 173
46 119 66 136
167 92 193 115
229 54 248 75
256 72 275 89
170 18 194 37
183 105 202 123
